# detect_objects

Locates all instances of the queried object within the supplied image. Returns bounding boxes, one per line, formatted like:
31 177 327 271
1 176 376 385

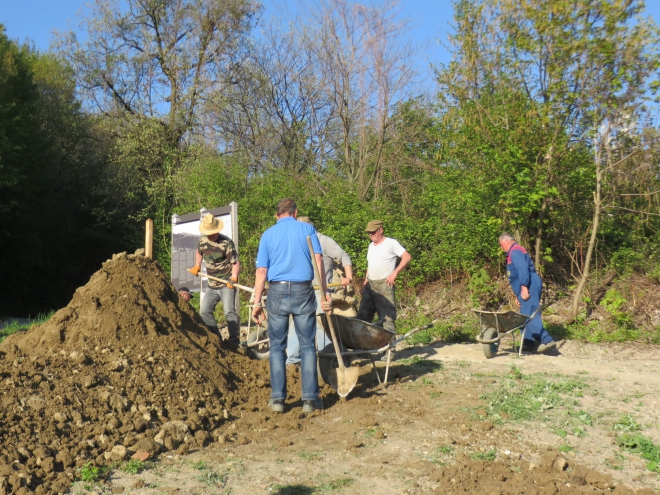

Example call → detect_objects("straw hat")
199 213 224 235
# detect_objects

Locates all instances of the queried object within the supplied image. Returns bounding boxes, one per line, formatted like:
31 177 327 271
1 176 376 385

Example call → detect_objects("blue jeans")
200 286 240 343
286 290 331 365
267 283 319 401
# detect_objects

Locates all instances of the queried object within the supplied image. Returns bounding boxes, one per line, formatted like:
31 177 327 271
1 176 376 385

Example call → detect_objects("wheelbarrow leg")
368 355 383 385
518 325 527 357
383 349 392 385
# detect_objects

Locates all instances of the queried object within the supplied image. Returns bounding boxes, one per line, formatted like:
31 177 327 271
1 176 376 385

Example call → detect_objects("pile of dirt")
0 252 280 495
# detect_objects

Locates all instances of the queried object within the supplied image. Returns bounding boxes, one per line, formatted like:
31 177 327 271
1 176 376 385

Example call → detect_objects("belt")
269 281 312 286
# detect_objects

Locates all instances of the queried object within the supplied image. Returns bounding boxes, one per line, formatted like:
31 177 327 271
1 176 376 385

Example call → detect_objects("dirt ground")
1 254 659 495
75 339 660 495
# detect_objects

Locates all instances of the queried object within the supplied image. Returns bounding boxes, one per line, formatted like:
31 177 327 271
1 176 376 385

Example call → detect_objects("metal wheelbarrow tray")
471 306 541 358
317 314 437 387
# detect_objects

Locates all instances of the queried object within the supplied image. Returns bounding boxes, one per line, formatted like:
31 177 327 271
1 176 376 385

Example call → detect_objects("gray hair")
499 232 516 243
298 216 315 227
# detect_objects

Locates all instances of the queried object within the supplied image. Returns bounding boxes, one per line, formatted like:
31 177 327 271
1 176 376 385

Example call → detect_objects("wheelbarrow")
472 305 542 358
316 314 437 390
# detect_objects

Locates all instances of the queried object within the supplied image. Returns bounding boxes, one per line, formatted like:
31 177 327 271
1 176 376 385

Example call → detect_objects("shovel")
306 236 359 397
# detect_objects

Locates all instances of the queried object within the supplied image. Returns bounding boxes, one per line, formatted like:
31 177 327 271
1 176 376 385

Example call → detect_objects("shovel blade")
326 366 360 397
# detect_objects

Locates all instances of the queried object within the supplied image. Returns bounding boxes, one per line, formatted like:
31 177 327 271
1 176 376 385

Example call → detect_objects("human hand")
520 286 530 301
190 265 201 277
227 276 238 289
515 298 520 307
252 305 265 325
360 284 368 295
321 294 333 313
385 273 397 286
341 277 352 287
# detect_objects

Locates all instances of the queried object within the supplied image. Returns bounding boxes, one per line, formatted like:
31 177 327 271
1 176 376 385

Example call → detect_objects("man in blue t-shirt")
499 233 556 354
252 199 332 413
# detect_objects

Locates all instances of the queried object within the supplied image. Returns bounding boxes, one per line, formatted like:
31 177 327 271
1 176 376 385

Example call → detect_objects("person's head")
199 213 224 241
298 216 314 227
499 232 516 252
276 198 297 219
178 287 192 302
365 220 384 243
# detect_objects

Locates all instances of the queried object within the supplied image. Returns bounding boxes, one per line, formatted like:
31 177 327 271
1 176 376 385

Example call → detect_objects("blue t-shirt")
256 216 323 282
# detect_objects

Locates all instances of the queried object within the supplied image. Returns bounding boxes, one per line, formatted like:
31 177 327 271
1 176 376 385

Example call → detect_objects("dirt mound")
0 252 278 495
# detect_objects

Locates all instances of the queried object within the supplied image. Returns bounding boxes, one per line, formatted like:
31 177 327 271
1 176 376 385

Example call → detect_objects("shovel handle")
187 269 255 293
306 236 345 372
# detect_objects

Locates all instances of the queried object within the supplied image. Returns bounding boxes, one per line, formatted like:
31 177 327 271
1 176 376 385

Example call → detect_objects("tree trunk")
570 154 603 321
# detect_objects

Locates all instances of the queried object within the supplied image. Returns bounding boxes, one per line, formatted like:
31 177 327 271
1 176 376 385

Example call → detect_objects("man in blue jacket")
499 233 556 353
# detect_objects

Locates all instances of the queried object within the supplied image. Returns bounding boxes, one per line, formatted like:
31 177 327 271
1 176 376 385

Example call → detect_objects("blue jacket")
506 243 541 297
255 216 322 282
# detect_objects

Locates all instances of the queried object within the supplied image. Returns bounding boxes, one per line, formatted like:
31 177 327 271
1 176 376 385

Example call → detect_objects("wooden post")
145 219 153 259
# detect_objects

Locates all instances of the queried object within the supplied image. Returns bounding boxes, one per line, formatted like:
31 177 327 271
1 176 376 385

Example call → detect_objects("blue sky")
1 0 455 90
2 0 659 93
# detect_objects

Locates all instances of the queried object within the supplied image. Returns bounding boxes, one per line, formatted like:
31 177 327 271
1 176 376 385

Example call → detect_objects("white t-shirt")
366 237 406 280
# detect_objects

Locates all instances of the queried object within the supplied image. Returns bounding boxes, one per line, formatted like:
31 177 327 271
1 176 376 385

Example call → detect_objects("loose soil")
1 254 658 494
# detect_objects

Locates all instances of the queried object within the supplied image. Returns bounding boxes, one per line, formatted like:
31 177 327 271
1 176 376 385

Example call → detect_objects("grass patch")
195 469 226 487
315 478 354 492
398 355 443 372
617 433 660 473
471 449 497 461
557 444 573 453
0 311 54 343
120 459 150 474
78 462 108 483
613 414 641 433
480 372 588 421
396 315 476 344
298 451 324 461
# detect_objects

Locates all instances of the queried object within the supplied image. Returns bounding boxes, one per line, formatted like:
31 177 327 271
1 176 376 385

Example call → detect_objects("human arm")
510 250 531 300
342 264 354 286
315 253 332 312
386 250 411 286
252 267 268 324
360 269 369 294
190 251 203 276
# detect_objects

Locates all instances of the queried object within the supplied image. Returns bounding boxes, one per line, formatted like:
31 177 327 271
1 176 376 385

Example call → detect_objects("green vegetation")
298 451 324 461
480 370 588 422
120 459 148 475
557 444 573 453
78 463 106 483
2 0 660 346
0 311 53 343
397 356 443 372
617 434 660 473
471 449 497 461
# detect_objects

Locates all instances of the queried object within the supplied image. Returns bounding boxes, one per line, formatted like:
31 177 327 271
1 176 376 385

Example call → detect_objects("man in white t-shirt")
357 220 411 333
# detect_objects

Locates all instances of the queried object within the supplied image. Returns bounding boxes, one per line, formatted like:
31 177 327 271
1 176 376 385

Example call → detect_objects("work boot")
268 399 285 413
537 341 557 354
302 399 324 413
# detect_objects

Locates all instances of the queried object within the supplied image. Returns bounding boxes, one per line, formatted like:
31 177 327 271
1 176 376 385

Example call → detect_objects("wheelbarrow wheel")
246 328 270 360
481 327 500 359
318 343 352 386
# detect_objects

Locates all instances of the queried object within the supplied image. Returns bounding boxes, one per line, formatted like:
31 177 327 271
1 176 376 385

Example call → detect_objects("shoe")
521 340 538 353
537 341 557 354
302 399 324 413
268 399 285 413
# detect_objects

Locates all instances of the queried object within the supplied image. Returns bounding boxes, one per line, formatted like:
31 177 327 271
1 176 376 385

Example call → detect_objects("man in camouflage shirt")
190 213 241 347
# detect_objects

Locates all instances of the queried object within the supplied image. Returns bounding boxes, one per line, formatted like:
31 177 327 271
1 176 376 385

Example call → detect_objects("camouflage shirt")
198 234 238 289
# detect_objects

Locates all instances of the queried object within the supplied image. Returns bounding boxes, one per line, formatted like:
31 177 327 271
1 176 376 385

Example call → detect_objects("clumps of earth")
0 252 277 495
